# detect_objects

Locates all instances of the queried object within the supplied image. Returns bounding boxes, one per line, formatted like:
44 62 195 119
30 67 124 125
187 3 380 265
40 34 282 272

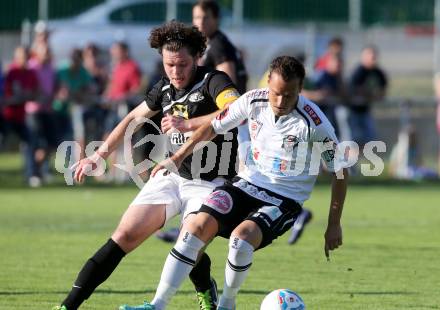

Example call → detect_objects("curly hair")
149 20 206 57
269 56 305 83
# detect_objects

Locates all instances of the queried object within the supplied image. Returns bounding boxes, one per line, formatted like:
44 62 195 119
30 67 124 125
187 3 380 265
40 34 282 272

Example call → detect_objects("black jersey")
144 66 238 181
201 30 248 94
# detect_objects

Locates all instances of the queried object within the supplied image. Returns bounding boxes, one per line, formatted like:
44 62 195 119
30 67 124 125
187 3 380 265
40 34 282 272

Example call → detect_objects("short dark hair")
193 0 220 19
328 37 343 47
149 20 206 57
114 41 129 52
269 56 305 83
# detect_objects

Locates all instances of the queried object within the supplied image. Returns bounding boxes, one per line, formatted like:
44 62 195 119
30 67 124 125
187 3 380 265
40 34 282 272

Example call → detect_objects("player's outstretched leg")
60 239 126 310
218 219 261 310
217 237 254 310
55 203 166 310
119 212 219 310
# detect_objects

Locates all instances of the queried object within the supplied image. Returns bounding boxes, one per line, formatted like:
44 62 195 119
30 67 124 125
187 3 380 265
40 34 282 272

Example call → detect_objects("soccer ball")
260 289 305 310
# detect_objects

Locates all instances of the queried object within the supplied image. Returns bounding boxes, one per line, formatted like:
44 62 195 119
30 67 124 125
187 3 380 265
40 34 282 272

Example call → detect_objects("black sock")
189 252 212 292
62 238 126 310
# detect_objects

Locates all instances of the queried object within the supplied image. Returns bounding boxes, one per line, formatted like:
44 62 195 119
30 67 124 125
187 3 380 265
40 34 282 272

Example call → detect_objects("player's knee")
111 229 142 252
183 212 218 241
231 227 252 241
231 221 263 248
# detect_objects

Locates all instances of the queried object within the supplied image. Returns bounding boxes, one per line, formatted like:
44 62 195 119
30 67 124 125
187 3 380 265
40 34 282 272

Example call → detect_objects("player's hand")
161 114 190 134
324 223 342 261
151 157 181 178
70 157 99 184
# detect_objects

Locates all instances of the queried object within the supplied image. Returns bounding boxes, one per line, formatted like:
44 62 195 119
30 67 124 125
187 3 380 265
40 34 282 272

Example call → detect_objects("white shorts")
130 171 225 224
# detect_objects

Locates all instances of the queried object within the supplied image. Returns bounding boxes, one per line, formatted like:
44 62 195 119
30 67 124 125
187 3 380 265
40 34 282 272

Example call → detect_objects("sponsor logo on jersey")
172 104 189 119
189 91 204 102
204 190 233 214
246 88 269 99
253 148 260 160
171 132 189 145
304 104 322 125
282 135 299 152
249 118 262 139
272 156 288 174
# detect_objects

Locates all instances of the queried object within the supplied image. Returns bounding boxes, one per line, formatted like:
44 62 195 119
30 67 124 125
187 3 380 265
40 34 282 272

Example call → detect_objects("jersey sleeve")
143 79 164 111
211 94 248 134
207 71 240 109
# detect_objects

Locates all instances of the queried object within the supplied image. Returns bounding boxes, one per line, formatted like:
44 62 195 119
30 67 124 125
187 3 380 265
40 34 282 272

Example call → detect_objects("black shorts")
198 177 302 249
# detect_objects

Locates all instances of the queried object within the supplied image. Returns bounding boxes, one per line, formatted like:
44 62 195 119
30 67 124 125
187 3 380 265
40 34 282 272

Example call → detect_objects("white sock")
218 237 254 309
151 231 205 309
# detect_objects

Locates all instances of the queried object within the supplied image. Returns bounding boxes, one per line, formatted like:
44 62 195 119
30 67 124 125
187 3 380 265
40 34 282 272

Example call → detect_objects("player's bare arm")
161 111 219 133
324 168 348 259
72 103 159 183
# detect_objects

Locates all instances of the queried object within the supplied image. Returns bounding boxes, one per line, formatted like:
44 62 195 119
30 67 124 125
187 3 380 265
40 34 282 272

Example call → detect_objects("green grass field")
0 153 439 309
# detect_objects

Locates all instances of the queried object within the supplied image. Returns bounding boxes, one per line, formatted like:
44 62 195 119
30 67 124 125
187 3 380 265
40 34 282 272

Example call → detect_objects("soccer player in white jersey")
132 56 348 310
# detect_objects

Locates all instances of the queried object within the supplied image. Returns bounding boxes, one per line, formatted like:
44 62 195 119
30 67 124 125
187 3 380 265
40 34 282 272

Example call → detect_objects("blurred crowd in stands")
0 23 163 186
0 21 438 187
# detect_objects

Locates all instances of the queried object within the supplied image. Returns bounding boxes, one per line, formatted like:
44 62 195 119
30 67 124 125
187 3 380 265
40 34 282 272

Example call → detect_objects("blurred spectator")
26 44 57 185
3 46 38 185
311 54 346 138
83 43 108 96
82 43 108 142
0 61 3 95
103 41 142 182
193 0 248 93
53 48 93 160
31 21 50 61
0 62 5 147
314 37 344 72
349 45 387 147
104 41 141 135
434 72 440 174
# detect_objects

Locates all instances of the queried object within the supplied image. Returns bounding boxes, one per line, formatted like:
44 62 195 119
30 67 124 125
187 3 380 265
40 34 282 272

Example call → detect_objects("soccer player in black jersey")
157 0 249 245
53 21 240 310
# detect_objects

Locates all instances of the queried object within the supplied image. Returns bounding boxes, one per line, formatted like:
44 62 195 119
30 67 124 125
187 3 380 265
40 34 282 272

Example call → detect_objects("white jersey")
211 88 339 205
